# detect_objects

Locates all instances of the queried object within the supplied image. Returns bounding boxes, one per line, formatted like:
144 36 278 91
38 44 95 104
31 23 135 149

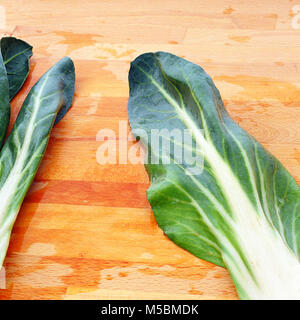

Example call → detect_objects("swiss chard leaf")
128 52 300 299
0 37 33 100
0 57 75 267
0 51 10 149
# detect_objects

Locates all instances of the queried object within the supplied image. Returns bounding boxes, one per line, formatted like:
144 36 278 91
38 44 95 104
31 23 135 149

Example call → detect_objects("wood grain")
0 0 299 300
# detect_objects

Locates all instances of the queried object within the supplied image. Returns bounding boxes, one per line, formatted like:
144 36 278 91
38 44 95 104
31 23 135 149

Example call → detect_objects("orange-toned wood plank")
24 181 150 208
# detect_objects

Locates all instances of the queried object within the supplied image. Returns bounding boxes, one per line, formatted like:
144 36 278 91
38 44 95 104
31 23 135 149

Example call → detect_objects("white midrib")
0 74 50 247
147 74 300 299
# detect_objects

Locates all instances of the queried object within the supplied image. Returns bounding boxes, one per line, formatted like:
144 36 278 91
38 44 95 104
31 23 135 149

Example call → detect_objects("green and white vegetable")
0 54 75 268
127 52 300 299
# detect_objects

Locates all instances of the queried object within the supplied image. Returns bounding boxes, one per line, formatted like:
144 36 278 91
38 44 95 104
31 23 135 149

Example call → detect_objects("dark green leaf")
0 37 33 100
0 51 10 149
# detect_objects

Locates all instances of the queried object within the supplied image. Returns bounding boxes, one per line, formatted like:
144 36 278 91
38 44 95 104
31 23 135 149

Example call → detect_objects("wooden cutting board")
0 0 299 300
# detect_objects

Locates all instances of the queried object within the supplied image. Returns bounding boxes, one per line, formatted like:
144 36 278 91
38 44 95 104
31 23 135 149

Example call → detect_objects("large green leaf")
0 57 75 267
0 51 10 149
128 52 300 299
0 37 33 100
